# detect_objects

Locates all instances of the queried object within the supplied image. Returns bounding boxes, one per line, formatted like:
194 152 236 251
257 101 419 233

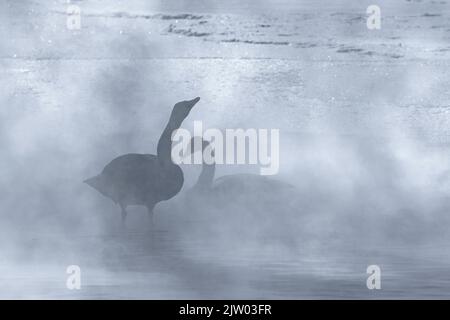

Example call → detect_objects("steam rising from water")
2 0 450 298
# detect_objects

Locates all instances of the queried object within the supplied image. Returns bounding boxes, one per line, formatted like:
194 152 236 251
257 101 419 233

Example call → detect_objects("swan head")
171 97 200 122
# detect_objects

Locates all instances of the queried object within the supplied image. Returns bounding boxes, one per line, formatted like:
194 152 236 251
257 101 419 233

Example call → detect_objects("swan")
182 138 302 242
84 97 200 226
187 137 296 202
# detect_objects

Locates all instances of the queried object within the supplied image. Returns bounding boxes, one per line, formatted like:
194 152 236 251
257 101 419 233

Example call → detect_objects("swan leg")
146 203 155 228
119 203 127 227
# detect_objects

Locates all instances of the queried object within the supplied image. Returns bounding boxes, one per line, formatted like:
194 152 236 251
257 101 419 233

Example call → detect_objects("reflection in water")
3 228 450 299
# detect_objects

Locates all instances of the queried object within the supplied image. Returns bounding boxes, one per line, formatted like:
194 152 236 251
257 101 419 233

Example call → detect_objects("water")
3 228 450 299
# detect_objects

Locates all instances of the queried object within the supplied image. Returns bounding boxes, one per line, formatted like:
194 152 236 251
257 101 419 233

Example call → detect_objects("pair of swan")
85 97 297 229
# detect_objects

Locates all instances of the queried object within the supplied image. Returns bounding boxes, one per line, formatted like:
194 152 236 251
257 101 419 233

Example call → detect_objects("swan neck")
195 161 215 189
157 114 183 163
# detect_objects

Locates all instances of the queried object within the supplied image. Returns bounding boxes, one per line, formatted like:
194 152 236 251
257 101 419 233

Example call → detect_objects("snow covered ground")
2 0 450 298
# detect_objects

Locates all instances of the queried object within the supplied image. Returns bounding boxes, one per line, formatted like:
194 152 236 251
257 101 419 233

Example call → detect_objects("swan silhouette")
177 137 304 245
84 97 200 225
186 137 297 216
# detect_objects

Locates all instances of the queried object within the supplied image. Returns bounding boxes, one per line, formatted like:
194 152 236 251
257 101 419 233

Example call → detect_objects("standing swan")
84 97 200 225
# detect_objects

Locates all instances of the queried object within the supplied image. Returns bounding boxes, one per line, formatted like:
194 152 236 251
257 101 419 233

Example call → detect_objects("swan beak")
187 97 200 109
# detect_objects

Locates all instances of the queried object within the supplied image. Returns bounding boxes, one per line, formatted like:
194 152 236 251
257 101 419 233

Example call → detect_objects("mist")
2 0 450 298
